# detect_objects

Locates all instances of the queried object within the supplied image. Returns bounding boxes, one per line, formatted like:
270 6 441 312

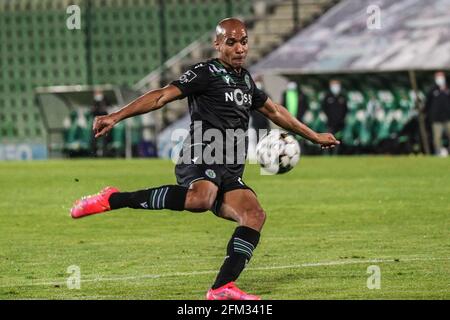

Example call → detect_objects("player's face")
216 29 248 69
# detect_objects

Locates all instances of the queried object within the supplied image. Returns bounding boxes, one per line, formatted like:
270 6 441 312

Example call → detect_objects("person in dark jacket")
321 79 348 135
425 71 450 157
91 89 110 156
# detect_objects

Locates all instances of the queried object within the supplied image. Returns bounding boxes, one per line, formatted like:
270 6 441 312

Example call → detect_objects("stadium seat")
347 91 366 112
63 110 90 153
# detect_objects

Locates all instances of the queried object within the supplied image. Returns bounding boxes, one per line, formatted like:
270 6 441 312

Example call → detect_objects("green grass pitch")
0 157 449 299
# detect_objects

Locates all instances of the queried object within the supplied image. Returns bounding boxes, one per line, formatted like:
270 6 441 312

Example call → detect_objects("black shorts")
175 163 255 215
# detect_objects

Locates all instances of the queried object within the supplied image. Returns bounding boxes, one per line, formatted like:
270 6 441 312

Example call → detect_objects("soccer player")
70 18 339 300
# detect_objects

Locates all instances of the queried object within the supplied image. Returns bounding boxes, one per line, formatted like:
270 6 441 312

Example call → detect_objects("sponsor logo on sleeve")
179 70 197 83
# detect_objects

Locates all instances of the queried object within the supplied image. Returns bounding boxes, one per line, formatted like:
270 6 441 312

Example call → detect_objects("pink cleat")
70 187 119 219
206 282 261 300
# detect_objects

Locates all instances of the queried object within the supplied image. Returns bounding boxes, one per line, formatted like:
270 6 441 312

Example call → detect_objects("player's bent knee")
242 207 266 230
254 208 267 225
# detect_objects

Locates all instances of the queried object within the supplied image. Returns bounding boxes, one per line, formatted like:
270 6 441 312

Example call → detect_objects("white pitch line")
1 256 448 288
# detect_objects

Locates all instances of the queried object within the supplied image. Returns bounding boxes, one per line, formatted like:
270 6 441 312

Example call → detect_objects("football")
256 130 301 174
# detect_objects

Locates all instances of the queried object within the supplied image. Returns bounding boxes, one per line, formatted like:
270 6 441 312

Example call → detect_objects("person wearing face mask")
322 79 348 138
425 71 450 157
91 89 111 156
92 90 109 117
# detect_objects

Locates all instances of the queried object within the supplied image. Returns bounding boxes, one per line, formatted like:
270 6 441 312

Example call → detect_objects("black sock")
212 226 260 289
108 185 188 211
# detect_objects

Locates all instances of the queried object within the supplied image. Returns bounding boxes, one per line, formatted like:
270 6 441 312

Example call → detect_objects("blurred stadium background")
1 0 449 161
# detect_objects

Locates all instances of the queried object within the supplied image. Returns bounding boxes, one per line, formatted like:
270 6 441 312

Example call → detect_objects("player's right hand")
93 114 117 138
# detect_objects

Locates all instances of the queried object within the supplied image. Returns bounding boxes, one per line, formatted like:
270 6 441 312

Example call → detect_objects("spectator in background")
322 79 348 137
91 89 110 156
281 81 309 122
425 71 450 157
92 89 109 116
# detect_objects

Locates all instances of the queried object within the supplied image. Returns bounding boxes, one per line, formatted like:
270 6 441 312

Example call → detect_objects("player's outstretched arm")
93 84 183 138
258 97 340 149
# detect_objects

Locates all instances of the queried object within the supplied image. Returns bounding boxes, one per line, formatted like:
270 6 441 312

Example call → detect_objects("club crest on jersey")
244 74 251 89
179 70 197 83
205 169 216 179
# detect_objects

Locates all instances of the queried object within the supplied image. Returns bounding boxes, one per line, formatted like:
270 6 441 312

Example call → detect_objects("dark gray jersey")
171 58 268 133
171 59 268 166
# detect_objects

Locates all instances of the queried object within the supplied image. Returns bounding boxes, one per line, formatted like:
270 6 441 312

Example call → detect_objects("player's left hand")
316 133 340 149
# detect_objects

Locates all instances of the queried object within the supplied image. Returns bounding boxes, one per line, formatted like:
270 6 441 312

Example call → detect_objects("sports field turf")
0 157 449 300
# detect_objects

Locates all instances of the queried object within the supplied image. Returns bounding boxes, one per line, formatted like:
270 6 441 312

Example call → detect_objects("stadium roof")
251 0 450 75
